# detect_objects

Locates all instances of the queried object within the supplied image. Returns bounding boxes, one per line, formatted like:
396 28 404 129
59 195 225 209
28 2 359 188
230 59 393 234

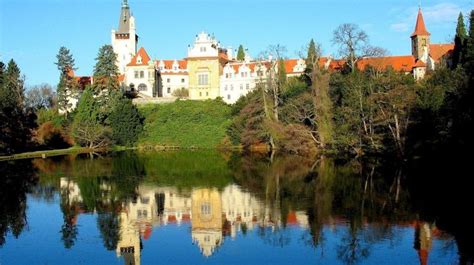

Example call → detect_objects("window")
224 85 228 91
140 71 144 78
206 92 209 96
167 87 171 93
138 83 147 91
129 83 135 91
257 70 263 77
201 203 211 215
198 73 209 85
199 92 202 97
422 39 427 47
134 71 139 78
240 84 243 90
246 84 250 90
227 94 231 100
140 197 150 204
167 78 170 83
181 78 185 83
200 46 207 52
230 85 233 91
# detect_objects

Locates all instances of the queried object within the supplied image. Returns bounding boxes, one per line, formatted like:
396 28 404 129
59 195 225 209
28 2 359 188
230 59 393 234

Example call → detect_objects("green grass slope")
138 99 232 148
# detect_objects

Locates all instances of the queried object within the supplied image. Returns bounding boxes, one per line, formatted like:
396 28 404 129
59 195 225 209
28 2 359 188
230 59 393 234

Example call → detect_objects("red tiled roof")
127 47 151 66
284 59 299 73
118 74 125 82
411 8 430 37
414 59 427 68
430 44 454 62
76 76 92 90
168 215 177 223
156 59 188 70
182 213 191 222
357 55 416 72
287 211 297 225
143 226 152 240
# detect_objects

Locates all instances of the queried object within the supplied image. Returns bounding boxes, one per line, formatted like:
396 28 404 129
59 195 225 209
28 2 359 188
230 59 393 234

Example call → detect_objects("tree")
237 45 246 61
0 62 5 89
25 84 55 110
0 59 30 155
463 11 474 77
303 39 321 85
92 45 119 95
92 45 120 120
277 58 287 88
55 47 77 116
1 59 24 108
107 91 143 146
332 23 387 72
312 65 334 149
453 12 467 68
71 87 111 149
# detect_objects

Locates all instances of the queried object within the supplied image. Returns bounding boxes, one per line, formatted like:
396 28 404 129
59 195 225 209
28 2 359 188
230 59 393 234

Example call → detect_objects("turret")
111 0 138 74
411 8 430 62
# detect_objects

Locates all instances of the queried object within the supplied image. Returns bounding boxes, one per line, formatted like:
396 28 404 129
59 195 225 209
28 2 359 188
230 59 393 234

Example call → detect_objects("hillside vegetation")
138 99 232 148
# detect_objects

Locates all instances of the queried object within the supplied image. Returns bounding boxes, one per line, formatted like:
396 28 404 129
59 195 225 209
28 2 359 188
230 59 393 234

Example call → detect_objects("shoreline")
0 147 94 162
0 145 245 162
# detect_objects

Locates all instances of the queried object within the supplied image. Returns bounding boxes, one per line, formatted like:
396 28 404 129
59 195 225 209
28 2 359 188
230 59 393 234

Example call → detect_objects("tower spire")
411 8 430 37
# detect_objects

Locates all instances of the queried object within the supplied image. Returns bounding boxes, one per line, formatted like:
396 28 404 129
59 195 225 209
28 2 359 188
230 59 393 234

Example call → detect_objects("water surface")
0 151 468 264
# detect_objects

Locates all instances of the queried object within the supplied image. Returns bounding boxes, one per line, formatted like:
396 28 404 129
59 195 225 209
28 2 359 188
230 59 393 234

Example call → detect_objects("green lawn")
138 99 232 148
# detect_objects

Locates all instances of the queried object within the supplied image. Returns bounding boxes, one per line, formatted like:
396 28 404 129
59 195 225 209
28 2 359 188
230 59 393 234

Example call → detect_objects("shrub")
172 88 189 99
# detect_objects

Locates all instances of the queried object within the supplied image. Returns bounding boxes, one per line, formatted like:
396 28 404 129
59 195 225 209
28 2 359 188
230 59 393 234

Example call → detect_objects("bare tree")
25 84 55 110
258 44 287 122
332 23 387 72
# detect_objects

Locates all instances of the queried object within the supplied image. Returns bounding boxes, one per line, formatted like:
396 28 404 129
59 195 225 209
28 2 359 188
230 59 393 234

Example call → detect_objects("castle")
109 1 453 104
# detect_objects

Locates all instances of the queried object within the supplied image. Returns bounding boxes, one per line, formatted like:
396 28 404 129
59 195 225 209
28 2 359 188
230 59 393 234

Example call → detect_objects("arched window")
138 83 147 91
129 83 135 91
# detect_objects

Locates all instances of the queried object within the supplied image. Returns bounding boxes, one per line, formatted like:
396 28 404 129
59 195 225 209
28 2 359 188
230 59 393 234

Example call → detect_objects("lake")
0 151 471 264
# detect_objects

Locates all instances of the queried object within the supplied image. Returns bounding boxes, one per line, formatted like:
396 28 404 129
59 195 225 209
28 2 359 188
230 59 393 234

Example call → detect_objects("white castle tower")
111 0 138 74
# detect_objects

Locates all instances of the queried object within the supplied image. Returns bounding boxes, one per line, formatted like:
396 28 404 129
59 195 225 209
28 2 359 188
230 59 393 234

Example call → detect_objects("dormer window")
137 56 142 64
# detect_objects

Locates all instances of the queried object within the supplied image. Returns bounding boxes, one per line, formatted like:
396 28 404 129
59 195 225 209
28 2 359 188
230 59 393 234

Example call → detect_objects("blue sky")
0 0 472 86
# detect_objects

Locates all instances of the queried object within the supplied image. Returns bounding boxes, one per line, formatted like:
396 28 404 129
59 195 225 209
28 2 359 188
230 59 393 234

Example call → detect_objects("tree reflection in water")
0 150 470 265
0 160 37 247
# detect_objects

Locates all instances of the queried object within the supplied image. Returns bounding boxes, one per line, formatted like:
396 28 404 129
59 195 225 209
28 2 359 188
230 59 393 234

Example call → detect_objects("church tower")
411 8 430 62
111 0 138 74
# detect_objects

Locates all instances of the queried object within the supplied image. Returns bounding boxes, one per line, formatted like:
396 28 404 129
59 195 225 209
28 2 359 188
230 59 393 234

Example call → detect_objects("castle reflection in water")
60 179 309 264
60 177 444 265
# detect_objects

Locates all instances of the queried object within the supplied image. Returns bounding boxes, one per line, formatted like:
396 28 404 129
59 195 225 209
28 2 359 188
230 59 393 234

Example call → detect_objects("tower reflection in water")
60 177 449 265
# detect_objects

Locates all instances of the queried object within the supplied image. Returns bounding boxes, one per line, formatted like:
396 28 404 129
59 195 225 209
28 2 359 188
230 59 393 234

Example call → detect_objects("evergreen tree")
0 61 5 89
0 60 30 155
278 58 287 87
237 45 245 61
304 39 319 85
453 12 467 68
107 91 143 146
305 39 318 73
2 60 24 108
92 45 120 120
55 47 77 115
71 87 111 149
464 10 474 77
92 45 119 94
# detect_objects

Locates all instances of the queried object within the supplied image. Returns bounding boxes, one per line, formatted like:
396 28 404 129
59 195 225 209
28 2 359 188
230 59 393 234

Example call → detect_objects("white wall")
125 64 154 97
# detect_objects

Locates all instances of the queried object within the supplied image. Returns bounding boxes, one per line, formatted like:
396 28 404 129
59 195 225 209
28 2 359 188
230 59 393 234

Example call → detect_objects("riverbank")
137 100 232 148
0 147 94 161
